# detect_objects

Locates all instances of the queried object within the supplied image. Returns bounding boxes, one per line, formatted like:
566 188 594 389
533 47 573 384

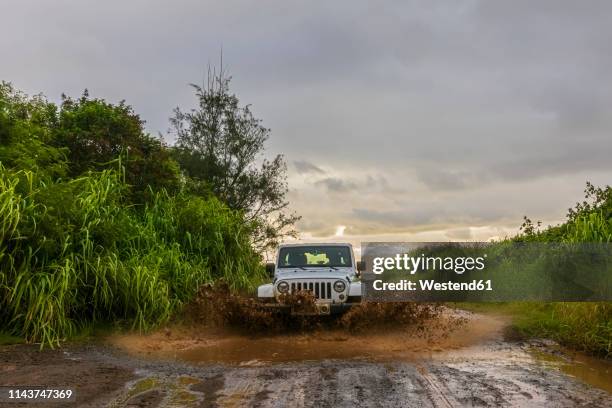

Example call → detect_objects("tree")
170 69 299 249
0 81 67 179
54 91 181 199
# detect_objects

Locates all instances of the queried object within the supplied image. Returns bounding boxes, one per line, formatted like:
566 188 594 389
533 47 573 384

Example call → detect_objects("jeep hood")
275 268 353 281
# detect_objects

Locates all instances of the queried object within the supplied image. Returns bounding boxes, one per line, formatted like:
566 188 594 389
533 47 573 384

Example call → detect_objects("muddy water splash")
110 283 495 366
184 282 444 332
109 310 497 366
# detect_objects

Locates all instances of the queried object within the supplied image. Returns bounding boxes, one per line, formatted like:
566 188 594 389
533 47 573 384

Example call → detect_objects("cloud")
295 219 336 237
294 160 325 175
416 168 490 191
351 208 436 228
308 172 403 194
445 228 473 240
314 177 358 193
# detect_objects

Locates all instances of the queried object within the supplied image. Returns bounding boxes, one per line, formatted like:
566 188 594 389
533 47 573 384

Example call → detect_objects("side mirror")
357 260 366 273
265 262 275 277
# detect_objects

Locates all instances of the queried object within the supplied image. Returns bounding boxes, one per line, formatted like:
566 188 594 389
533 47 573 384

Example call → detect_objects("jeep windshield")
278 246 352 268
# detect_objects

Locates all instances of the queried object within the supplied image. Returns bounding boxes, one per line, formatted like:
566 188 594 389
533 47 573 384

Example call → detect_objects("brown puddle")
531 348 612 394
110 311 506 366
179 334 364 364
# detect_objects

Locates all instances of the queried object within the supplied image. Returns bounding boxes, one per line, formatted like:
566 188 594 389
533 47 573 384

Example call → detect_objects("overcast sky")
3 0 611 244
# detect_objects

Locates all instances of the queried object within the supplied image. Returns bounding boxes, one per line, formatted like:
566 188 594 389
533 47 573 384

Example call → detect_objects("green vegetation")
513 183 612 357
465 183 612 357
0 80 275 347
0 332 23 345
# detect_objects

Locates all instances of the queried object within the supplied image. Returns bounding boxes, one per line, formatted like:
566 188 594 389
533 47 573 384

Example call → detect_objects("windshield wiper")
328 266 338 270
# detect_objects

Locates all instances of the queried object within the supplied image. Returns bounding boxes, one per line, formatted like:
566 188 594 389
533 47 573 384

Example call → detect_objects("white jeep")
257 243 364 315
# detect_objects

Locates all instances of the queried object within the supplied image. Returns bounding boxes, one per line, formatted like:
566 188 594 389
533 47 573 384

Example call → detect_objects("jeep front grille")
290 281 332 300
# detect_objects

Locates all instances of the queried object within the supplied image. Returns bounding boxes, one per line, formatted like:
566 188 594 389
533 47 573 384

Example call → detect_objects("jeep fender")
257 283 274 298
349 281 361 297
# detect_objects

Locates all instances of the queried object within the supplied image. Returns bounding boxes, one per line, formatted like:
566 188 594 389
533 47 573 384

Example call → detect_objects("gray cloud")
350 202 510 231
416 168 490 191
314 177 358 193
294 160 325 175
351 208 435 228
310 173 403 194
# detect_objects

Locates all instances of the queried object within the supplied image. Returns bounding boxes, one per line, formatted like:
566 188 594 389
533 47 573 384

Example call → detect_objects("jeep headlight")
277 281 289 294
333 280 346 292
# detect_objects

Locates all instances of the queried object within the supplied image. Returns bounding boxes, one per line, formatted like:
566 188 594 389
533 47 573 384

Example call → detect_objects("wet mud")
110 309 476 365
0 344 134 407
1 309 611 407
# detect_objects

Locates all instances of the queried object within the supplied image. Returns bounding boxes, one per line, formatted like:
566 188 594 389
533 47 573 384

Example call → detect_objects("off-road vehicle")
257 243 364 315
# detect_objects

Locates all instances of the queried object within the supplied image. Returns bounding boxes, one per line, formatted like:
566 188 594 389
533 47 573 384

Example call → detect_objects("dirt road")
1 312 611 407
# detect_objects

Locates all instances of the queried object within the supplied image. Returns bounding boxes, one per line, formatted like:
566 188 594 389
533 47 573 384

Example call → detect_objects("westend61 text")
372 279 493 291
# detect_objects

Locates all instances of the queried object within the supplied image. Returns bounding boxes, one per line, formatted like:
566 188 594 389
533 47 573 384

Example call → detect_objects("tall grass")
566 211 612 243
542 303 612 357
0 166 264 347
492 184 612 357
